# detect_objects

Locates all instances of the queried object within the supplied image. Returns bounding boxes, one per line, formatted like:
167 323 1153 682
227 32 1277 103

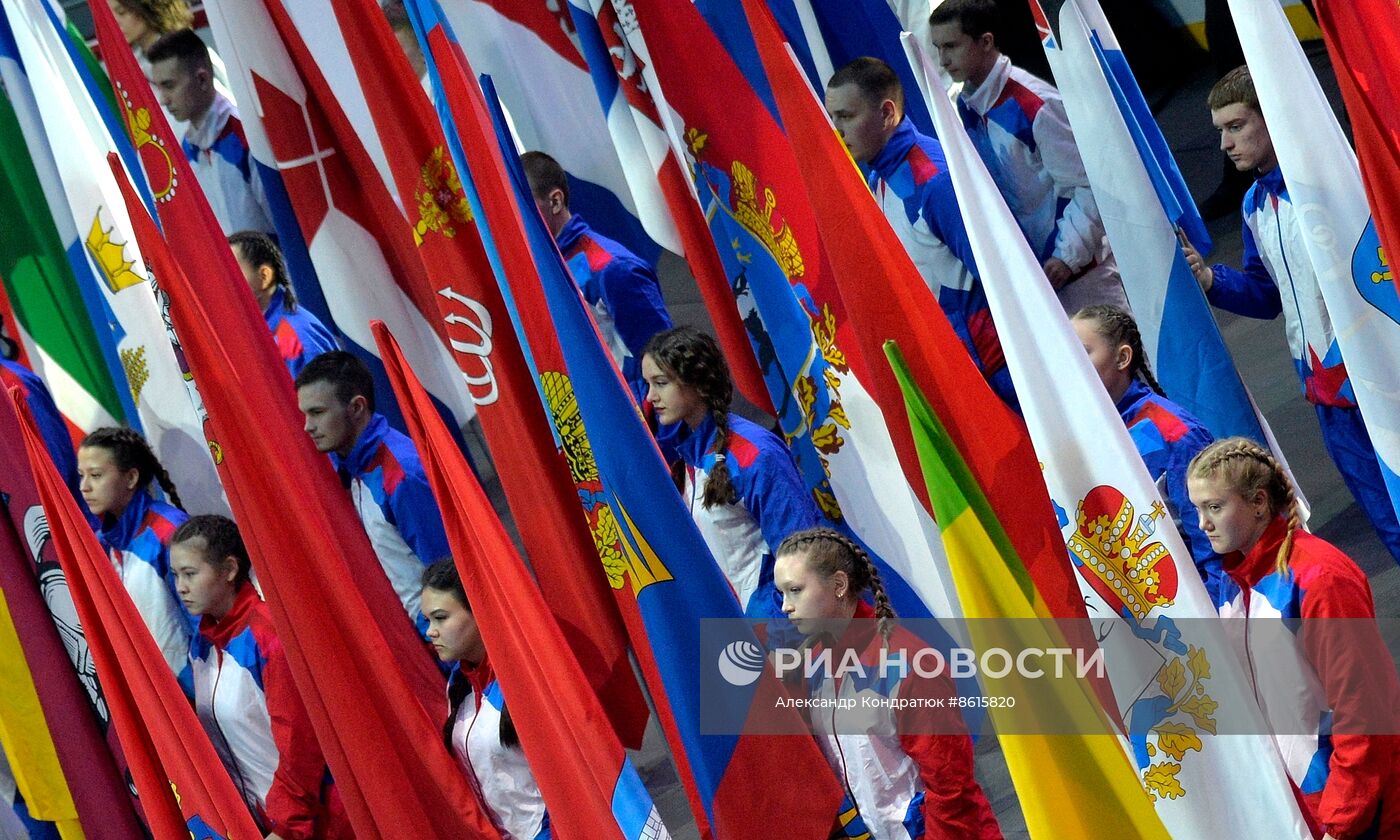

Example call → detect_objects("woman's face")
774 550 851 636
77 446 139 519
1187 473 1270 555
107 0 152 46
641 355 709 428
170 538 239 620
421 587 485 665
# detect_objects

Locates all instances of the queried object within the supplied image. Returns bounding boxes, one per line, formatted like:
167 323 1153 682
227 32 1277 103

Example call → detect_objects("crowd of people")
3 0 1397 837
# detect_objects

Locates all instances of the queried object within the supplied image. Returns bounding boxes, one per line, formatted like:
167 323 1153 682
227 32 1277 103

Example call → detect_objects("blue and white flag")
1228 0 1400 524
906 32 1314 839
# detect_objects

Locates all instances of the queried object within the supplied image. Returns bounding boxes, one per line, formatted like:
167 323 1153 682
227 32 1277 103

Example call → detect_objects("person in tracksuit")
421 559 549 840
1071 305 1223 600
929 0 1128 315
229 231 338 380
77 427 191 677
1188 438 1400 838
522 151 673 401
171 515 352 839
294 352 450 632
1183 66 1400 563
824 57 1016 410
640 327 820 619
774 528 1003 840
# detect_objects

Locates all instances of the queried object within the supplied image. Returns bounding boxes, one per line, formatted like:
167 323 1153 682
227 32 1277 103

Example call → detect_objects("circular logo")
716 640 765 686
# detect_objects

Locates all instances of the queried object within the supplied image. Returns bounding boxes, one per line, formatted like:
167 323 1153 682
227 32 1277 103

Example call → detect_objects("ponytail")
79 427 184 511
1188 437 1298 575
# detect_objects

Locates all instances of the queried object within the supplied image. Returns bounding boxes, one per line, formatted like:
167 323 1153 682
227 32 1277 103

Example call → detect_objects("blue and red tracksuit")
331 413 450 630
1215 518 1400 838
0 358 78 501
95 492 191 679
555 214 672 396
263 289 337 380
191 583 351 838
1208 166 1400 561
1115 379 1222 600
867 119 1016 410
182 94 274 236
673 412 821 618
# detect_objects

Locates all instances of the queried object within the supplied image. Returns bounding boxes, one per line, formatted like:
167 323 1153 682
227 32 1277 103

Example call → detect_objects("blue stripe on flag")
808 0 936 137
609 758 655 840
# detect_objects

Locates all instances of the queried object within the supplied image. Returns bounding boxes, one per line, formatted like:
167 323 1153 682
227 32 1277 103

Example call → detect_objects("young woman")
641 326 820 618
421 559 549 840
1071 304 1222 599
773 528 1002 840
171 516 351 840
1188 438 1399 838
77 426 190 675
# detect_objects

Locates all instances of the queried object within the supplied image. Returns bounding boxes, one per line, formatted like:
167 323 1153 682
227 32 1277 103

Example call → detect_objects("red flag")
373 320 667 839
735 0 1088 628
88 0 504 832
9 386 258 840
302 0 647 748
0 397 143 835
1315 0 1400 300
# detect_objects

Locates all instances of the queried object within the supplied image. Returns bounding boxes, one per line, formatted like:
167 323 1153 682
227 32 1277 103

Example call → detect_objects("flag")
1313 0 1400 306
200 0 477 438
0 0 225 515
439 0 668 264
738 0 1091 631
1227 0 1400 524
373 321 667 840
906 33 1314 838
886 339 1170 840
308 0 648 748
10 387 258 840
565 0 774 415
1030 0 1273 446
405 5 847 834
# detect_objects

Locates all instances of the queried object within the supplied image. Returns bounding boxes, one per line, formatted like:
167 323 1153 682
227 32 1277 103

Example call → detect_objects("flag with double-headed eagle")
563 0 774 416
0 0 225 515
906 33 1314 839
402 2 847 834
1227 0 1400 525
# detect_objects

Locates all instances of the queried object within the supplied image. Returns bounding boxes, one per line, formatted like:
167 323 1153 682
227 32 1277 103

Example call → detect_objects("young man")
824 56 1016 409
928 0 1126 313
1183 66 1400 562
521 151 673 397
294 352 451 626
228 231 337 379
147 29 274 236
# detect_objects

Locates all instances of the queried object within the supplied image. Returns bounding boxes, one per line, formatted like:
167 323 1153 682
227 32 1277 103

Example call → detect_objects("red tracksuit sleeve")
896 671 1002 840
1300 559 1398 839
262 638 332 840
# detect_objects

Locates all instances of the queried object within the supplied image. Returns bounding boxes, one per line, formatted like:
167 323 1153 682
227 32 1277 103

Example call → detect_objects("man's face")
297 380 359 457
149 57 210 124
824 82 894 164
929 23 996 86
1212 102 1277 173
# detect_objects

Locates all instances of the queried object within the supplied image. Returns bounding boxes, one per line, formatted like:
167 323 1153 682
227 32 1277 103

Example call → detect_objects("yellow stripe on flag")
0 592 84 839
886 340 1168 840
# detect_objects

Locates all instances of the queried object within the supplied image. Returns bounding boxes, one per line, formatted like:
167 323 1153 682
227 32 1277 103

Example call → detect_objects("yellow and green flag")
885 340 1169 840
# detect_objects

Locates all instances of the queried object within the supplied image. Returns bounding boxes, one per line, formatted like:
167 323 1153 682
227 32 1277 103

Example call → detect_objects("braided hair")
1071 304 1165 397
776 528 896 643
79 427 184 511
1188 436 1299 576
228 231 298 311
641 327 739 509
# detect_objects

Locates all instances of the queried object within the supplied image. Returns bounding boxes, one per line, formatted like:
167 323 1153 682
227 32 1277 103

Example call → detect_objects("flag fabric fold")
906 33 1314 838
1226 0 1400 524
373 320 668 840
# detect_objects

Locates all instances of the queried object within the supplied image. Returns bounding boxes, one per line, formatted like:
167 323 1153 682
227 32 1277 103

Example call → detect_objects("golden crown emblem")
729 159 805 281
1067 486 1178 623
86 215 145 293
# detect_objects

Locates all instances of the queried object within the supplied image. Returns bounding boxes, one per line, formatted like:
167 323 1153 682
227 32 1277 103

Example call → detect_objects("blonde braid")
1188 436 1298 575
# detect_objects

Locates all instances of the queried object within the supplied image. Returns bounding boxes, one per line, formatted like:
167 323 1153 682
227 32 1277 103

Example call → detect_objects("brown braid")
1072 304 1166 397
1188 437 1298 575
642 327 739 508
776 528 896 643
79 427 185 511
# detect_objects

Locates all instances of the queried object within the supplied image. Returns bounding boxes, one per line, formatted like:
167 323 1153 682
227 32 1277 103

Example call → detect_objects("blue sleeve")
1206 221 1283 318
388 472 452 567
598 258 673 362
1167 426 1224 599
920 173 981 279
742 448 822 555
